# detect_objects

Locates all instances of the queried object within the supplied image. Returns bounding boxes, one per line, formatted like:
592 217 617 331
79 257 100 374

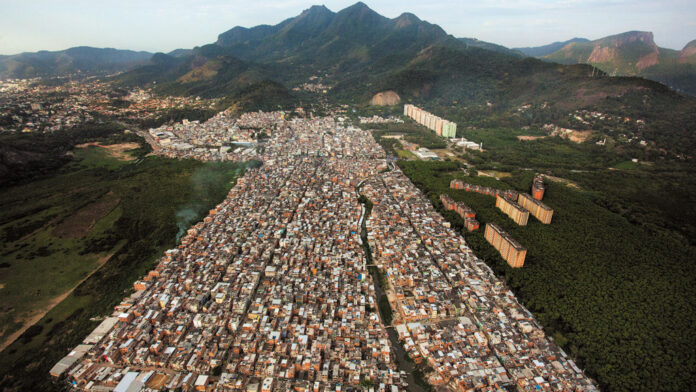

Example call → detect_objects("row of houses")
450 180 519 200
440 194 479 231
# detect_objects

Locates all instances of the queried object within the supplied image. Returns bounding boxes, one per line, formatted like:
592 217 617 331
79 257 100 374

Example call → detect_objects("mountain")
458 38 524 57
214 2 456 75
115 2 459 106
680 39 696 62
0 46 152 79
515 38 589 57
540 32 696 95
115 2 696 156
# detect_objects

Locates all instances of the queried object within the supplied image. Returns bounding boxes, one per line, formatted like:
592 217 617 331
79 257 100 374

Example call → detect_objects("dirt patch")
53 195 120 239
545 175 581 190
574 88 612 105
146 373 170 389
517 135 547 141
567 130 594 143
76 142 140 161
370 91 401 106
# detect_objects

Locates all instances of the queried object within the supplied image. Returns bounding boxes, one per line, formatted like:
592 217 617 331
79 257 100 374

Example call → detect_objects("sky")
1 0 695 55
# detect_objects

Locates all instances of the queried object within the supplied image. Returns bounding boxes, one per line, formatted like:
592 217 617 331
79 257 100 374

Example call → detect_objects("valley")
1 2 695 391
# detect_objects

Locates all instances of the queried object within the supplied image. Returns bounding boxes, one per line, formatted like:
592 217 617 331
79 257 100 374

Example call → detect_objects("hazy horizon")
1 0 695 56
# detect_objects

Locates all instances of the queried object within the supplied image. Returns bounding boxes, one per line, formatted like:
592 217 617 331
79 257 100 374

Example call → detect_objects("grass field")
0 144 257 390
611 160 642 170
0 146 134 347
395 149 416 159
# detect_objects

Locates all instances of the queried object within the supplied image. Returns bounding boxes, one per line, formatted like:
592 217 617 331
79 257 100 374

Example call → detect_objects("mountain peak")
348 1 370 9
339 1 382 17
333 1 386 26
394 12 420 27
303 4 333 16
514 38 589 57
600 31 656 48
683 39 696 50
680 39 696 61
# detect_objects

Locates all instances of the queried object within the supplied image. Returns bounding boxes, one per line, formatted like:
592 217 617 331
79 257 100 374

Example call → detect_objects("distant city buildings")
0 82 215 134
146 111 284 161
403 104 456 138
358 115 403 124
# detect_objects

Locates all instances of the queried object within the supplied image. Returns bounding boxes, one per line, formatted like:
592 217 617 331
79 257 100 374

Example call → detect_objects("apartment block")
440 194 476 219
450 180 518 200
484 223 527 268
403 104 456 138
495 195 529 226
518 193 554 224
532 174 545 200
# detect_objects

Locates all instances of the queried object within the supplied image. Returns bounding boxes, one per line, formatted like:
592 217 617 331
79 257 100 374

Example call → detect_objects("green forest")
397 159 696 392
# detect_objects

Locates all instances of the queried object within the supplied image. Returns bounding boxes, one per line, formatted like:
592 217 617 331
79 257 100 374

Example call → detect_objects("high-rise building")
517 193 553 224
532 175 545 200
495 195 530 226
402 105 457 138
484 223 527 267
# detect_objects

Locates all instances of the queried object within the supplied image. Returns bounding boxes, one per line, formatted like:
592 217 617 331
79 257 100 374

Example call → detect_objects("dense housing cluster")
403 105 456 138
53 110 595 392
146 111 286 161
362 168 595 391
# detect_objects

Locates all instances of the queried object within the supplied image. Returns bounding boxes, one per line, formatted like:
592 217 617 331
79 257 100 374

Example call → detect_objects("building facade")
403 104 457 138
495 195 530 226
518 193 553 224
532 175 545 200
450 180 518 200
484 223 527 268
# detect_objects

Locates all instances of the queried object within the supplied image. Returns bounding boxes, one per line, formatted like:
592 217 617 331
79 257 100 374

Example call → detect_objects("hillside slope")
542 32 696 95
